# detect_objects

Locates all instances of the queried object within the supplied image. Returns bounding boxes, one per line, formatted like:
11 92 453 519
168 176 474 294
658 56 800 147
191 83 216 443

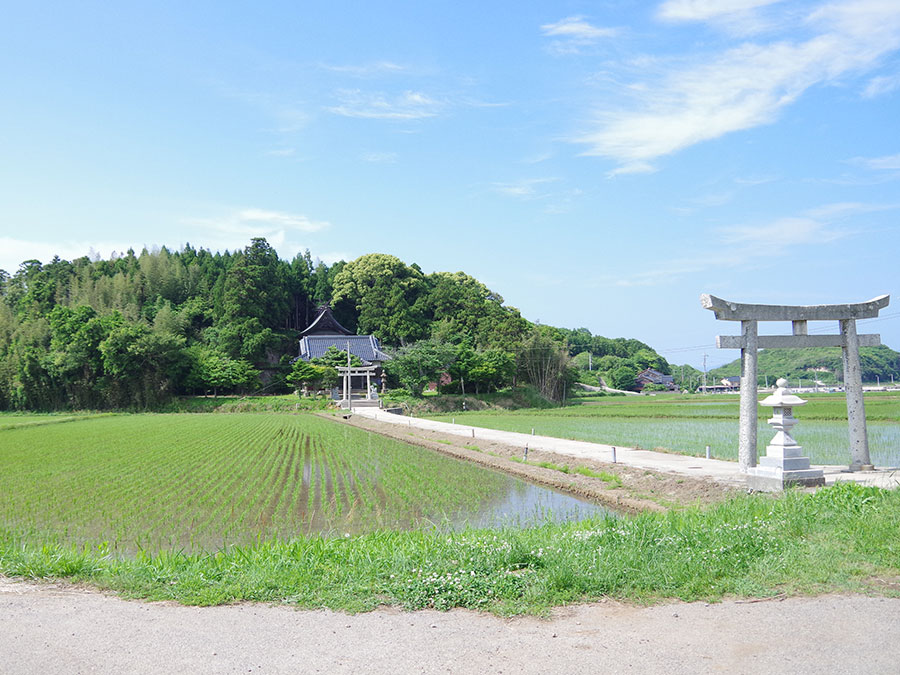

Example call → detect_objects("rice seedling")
0 413 609 555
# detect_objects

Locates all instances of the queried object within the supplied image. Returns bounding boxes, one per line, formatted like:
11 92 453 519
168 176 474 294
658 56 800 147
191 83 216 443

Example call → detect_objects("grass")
573 466 624 488
2 482 898 613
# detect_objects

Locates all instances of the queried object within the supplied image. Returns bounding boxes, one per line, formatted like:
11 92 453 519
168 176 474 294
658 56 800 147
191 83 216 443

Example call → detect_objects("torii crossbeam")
701 294 890 473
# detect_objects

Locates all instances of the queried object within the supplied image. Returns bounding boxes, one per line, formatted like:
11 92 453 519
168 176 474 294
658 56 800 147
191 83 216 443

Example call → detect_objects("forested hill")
708 346 900 385
0 237 669 410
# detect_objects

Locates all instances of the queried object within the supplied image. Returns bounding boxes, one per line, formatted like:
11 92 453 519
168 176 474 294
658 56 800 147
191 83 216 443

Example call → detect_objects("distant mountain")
707 345 900 386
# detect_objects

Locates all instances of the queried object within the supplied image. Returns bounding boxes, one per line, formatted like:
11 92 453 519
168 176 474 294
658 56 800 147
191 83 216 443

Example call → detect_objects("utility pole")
702 353 708 394
589 353 592 371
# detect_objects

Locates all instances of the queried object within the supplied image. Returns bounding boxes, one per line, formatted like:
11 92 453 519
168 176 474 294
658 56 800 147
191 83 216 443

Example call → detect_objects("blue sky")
1 0 898 368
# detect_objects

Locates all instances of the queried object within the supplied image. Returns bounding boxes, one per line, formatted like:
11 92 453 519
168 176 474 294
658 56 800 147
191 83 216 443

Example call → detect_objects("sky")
1 0 898 368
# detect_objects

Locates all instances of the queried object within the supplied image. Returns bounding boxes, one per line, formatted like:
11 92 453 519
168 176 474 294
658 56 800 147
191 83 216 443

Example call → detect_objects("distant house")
297 305 390 392
634 368 676 391
720 376 741 391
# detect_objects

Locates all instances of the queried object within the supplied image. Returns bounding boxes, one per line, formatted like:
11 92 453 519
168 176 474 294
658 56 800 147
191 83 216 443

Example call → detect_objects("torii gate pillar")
701 294 889 473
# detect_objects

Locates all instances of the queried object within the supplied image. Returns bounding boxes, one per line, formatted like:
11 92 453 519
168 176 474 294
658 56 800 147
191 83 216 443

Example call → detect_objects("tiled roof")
298 335 390 364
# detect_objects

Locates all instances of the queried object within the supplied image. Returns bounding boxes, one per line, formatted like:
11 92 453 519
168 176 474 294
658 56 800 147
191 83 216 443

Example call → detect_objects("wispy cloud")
360 151 398 163
600 199 892 288
541 16 617 41
719 216 846 247
541 16 617 54
319 61 407 76
328 89 444 120
491 177 560 198
185 208 331 251
213 85 310 134
804 201 898 218
0 238 138 273
863 72 900 97
575 1 900 173
849 153 900 170
658 0 785 22
266 148 296 157
234 209 329 233
733 174 778 186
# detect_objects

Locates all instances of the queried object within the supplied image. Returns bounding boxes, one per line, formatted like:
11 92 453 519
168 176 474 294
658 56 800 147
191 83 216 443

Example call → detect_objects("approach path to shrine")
351 407 899 490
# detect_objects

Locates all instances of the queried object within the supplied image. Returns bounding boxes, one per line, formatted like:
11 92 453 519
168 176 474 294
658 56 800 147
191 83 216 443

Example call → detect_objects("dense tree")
331 254 428 345
286 360 327 394
0 237 721 410
311 346 362 369
383 339 457 397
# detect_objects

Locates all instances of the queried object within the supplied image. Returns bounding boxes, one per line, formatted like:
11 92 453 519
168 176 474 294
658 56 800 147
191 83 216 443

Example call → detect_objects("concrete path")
351 408 900 490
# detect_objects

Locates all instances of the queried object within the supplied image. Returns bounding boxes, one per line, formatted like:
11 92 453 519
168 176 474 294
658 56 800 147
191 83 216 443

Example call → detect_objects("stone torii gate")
701 294 890 473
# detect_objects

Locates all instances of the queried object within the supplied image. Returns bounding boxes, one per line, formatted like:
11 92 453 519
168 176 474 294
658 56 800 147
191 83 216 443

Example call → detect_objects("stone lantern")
745 378 825 491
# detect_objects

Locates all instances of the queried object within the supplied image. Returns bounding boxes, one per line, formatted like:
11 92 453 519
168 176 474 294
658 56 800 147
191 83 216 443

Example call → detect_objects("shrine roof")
301 305 353 336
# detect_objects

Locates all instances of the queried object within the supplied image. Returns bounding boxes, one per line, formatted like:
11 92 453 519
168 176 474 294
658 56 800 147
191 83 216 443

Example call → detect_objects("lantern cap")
761 377 806 408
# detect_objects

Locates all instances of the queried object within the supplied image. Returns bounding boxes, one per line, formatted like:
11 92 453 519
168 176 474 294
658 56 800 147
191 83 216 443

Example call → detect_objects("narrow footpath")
350 407 900 490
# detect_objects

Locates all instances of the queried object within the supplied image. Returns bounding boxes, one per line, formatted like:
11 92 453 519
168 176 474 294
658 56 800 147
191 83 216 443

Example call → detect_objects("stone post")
841 319 873 471
738 319 759 471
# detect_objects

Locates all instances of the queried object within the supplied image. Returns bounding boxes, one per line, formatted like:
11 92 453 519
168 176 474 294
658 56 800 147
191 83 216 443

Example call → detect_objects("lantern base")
745 466 825 492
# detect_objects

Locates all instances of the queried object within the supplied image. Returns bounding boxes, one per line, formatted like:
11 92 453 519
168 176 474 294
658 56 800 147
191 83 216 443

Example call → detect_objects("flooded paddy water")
0 413 611 555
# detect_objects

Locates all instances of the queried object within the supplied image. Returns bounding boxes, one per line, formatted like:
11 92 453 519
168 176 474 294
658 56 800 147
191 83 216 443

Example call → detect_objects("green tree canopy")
331 254 428 345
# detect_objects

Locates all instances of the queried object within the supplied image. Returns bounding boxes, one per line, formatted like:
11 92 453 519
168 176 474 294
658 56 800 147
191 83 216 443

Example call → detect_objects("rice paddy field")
0 413 607 555
426 392 900 467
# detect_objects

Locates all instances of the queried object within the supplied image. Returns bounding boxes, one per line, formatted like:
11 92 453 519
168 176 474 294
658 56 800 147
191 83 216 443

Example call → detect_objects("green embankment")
2 483 897 613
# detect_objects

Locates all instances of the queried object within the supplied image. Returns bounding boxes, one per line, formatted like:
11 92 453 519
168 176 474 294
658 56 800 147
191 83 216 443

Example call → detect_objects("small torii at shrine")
701 293 890 473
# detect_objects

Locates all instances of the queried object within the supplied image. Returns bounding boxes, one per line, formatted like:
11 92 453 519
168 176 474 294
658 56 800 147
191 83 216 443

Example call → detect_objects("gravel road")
3 577 898 674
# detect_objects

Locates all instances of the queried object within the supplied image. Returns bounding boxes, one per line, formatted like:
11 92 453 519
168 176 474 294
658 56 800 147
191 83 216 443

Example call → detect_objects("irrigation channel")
0 413 613 555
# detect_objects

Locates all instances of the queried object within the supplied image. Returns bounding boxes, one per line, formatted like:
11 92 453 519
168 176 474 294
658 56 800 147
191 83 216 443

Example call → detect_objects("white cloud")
541 16 617 54
491 178 559 198
0 238 139 274
849 153 900 170
576 1 900 172
863 72 900 97
804 201 898 218
719 216 845 246
658 0 784 22
184 208 331 253
320 61 407 76
214 85 310 134
541 16 617 41
360 151 398 163
235 209 329 233
328 89 444 120
733 174 778 185
266 148 296 157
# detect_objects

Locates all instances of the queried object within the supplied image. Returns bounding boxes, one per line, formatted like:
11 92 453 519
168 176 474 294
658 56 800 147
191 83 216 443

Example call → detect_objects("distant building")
720 376 741 391
634 368 676 391
297 305 390 391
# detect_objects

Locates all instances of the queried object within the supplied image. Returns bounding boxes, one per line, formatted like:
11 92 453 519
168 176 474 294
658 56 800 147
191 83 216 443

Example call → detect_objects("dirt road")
2 577 898 674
